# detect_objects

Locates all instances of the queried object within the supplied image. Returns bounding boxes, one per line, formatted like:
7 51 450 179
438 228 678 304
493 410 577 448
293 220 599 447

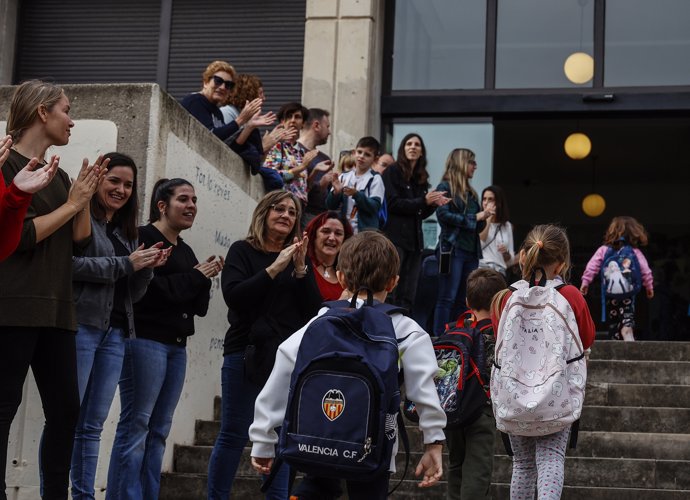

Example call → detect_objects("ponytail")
520 224 571 282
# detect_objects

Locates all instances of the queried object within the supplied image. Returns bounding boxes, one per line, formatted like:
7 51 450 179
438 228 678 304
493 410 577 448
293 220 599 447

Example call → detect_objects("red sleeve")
558 284 595 349
0 180 33 261
491 290 512 335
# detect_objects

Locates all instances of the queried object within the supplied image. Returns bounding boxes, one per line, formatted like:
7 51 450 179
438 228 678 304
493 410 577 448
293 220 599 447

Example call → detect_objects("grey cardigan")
72 214 153 336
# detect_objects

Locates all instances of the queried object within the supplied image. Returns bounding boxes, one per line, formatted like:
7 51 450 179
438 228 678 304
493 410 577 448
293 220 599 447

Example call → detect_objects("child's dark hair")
356 136 380 155
337 231 398 294
149 178 194 222
603 216 648 248
520 224 571 282
91 152 139 241
466 268 507 312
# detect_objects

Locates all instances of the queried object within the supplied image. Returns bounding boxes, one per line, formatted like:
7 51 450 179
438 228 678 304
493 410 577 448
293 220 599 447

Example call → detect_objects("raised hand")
331 174 343 195
67 156 109 211
248 111 276 129
237 98 263 126
129 242 167 272
292 232 309 271
194 255 223 278
425 189 450 207
266 243 298 278
12 155 60 194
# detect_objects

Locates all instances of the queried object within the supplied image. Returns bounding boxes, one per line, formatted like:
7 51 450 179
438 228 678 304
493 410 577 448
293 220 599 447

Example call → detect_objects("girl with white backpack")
490 224 595 500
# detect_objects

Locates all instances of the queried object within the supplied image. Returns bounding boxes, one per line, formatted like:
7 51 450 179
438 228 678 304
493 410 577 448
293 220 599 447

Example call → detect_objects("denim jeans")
207 352 290 500
106 338 186 500
433 247 478 335
0 327 79 500
71 325 125 500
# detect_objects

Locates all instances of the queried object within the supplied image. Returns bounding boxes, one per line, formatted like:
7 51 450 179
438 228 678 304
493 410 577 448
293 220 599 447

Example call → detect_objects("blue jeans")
71 325 125 500
207 352 290 500
433 247 478 335
106 338 186 500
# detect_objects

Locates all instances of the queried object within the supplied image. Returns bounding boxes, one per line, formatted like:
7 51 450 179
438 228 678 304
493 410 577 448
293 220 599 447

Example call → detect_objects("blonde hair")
491 224 572 319
6 80 65 143
338 152 356 173
246 191 301 252
442 148 477 203
201 61 236 87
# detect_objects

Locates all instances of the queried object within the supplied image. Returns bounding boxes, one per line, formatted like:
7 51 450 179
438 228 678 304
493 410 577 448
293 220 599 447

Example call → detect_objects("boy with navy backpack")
249 231 446 499
441 268 506 500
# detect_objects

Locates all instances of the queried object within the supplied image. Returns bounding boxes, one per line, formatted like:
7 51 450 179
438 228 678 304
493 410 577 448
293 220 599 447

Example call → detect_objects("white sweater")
249 301 447 471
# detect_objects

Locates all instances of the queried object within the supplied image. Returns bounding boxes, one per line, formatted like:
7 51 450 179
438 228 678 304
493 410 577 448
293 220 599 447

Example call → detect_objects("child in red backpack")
580 216 654 341
444 268 506 500
492 224 595 500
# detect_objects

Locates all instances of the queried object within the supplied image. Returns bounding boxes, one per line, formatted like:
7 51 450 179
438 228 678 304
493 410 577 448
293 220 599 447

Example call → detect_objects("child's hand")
343 185 357 197
415 443 443 488
580 284 588 296
331 175 343 194
251 456 273 475
646 289 654 299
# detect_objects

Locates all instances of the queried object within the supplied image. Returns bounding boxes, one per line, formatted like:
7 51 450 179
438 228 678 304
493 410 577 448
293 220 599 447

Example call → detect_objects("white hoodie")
249 300 447 471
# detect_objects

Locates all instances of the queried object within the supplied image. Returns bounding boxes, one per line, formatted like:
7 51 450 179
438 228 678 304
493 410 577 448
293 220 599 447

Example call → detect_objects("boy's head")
466 268 507 313
354 136 380 172
337 231 399 294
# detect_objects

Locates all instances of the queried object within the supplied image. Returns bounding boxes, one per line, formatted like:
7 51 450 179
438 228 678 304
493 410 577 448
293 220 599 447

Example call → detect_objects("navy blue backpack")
273 293 409 484
364 172 388 229
600 239 643 321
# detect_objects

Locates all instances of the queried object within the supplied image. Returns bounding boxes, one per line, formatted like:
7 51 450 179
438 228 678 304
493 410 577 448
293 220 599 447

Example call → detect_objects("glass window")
496 0 594 89
391 122 494 248
605 0 690 87
392 0 485 90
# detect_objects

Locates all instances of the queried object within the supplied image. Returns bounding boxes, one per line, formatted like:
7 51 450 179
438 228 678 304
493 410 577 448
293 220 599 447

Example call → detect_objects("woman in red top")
304 210 353 300
0 135 59 261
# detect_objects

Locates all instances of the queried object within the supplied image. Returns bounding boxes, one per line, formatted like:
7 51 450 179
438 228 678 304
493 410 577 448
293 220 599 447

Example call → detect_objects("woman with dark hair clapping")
70 152 167 500
107 178 221 500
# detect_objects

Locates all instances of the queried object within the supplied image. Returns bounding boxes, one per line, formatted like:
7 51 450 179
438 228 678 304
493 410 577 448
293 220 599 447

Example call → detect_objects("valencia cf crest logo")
322 389 345 421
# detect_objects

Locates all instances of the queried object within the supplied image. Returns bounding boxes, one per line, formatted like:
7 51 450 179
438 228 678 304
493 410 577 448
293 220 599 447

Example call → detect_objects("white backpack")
491 277 586 437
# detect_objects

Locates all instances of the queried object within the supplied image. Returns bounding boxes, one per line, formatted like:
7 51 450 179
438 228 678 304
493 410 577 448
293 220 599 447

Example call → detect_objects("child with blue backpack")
249 231 446 499
580 216 654 341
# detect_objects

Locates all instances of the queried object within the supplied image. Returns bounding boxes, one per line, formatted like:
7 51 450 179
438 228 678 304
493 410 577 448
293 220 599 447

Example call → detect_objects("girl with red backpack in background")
580 216 654 341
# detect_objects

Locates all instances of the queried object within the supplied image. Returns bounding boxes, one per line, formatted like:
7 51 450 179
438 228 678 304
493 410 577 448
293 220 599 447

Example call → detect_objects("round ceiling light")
564 52 594 84
564 132 592 160
582 193 606 217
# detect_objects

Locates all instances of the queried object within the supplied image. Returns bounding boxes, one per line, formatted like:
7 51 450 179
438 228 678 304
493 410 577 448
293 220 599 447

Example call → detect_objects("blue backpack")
275 293 409 483
365 172 388 229
600 240 643 320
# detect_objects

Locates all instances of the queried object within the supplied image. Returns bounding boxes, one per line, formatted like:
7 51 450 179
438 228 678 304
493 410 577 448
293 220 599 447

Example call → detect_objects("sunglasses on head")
211 75 235 90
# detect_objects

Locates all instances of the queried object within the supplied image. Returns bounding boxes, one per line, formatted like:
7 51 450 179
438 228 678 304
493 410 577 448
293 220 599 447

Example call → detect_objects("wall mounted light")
582 193 605 217
564 132 592 160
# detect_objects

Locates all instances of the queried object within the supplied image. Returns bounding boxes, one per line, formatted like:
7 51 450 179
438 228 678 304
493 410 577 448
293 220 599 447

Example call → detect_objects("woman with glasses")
207 190 321 500
181 60 265 142
433 149 494 336
106 178 222 500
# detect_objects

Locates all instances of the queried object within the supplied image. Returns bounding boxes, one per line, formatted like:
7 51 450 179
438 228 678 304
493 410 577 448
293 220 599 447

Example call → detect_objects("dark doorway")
493 117 690 340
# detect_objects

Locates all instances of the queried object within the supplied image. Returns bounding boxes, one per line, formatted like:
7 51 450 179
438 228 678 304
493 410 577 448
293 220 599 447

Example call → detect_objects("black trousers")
0 327 79 500
390 246 423 313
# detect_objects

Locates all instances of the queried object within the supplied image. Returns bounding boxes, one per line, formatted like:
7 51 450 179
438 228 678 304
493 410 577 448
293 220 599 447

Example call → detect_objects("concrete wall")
0 0 19 85
302 0 385 157
0 83 263 499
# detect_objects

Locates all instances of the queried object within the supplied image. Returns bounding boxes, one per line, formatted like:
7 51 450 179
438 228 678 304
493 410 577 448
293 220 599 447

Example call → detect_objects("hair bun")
536 240 544 249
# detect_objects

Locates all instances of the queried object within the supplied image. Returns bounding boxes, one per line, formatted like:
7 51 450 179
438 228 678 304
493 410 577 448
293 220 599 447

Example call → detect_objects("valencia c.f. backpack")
273 293 409 485
491 273 586 437
404 313 490 429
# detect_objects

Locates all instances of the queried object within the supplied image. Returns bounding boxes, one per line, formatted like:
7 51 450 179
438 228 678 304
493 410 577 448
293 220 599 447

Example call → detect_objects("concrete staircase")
159 341 690 499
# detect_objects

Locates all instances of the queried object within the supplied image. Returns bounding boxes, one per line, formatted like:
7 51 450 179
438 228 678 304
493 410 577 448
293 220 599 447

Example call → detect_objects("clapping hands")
195 255 225 279
0 136 60 194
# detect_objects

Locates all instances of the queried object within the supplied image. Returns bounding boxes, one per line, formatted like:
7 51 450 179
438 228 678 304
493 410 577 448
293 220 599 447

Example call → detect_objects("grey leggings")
508 427 570 500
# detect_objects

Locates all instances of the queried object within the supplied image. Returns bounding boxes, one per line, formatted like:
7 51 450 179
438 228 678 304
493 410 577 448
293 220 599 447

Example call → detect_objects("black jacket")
382 163 436 252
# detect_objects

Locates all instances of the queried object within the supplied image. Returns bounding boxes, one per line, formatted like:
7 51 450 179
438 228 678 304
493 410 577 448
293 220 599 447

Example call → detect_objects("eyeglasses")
271 204 297 218
211 75 235 90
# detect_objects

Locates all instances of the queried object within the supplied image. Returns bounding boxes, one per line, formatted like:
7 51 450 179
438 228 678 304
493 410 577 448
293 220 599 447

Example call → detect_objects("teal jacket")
435 181 485 257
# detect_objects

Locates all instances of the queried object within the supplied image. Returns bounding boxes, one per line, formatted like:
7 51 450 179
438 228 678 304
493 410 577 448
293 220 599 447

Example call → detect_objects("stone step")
589 341 690 361
492 483 690 500
586 383 690 408
492 455 690 490
587 360 690 385
580 406 690 433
